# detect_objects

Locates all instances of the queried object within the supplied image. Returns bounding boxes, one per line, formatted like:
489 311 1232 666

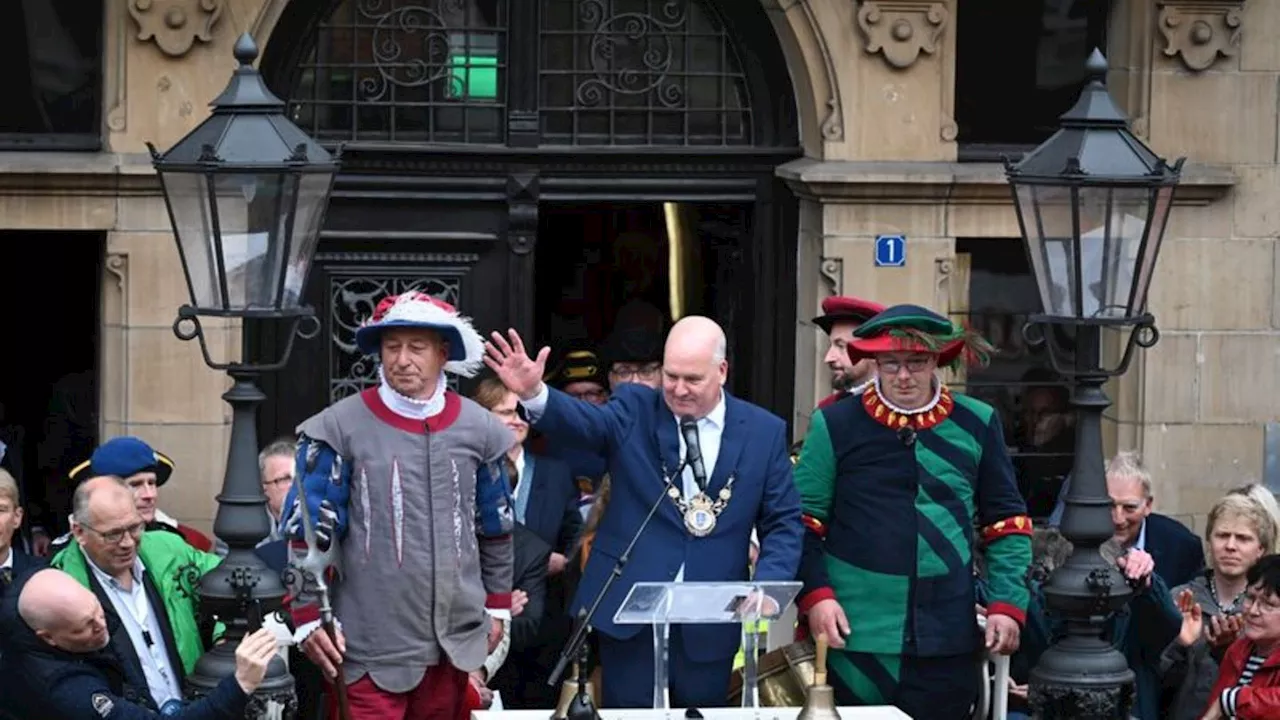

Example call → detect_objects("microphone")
898 426 917 448
679 416 708 490
547 457 685 691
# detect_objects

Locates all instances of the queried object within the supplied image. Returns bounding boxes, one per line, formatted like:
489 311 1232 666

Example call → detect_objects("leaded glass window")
291 0 508 143
288 0 755 146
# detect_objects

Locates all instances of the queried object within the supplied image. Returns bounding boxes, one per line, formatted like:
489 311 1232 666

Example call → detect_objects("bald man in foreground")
0 568 279 719
486 316 802 708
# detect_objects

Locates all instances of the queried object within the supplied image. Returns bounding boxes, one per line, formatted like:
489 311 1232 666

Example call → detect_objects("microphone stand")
548 462 684 698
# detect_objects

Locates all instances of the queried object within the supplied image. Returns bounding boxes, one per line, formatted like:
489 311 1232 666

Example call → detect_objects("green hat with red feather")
848 304 994 370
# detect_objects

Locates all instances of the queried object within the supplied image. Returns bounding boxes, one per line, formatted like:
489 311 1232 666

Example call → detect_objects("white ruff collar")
872 375 943 415
377 366 447 420
850 378 875 396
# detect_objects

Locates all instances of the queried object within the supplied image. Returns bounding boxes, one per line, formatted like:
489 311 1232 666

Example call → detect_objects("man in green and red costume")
793 304 1032 719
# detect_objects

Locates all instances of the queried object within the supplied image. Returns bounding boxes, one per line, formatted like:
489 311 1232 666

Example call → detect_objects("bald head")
666 316 727 363
18 569 109 652
662 316 728 420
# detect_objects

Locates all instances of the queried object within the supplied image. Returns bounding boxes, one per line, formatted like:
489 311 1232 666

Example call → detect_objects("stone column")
1130 0 1278 526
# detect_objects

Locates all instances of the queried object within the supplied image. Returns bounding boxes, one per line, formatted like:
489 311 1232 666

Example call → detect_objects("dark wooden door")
252 182 511 443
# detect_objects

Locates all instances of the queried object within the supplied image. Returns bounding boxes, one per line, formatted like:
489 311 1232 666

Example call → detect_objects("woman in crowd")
1164 490 1276 719
1199 554 1280 718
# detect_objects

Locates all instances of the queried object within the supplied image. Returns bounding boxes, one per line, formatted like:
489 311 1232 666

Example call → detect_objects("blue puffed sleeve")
475 459 514 538
281 434 352 540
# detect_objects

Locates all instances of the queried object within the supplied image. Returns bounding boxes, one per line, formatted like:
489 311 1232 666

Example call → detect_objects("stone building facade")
1 0 1274 534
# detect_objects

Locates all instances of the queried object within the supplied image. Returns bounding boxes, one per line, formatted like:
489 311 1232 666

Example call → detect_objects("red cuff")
981 515 1034 543
797 587 836 614
987 602 1026 627
801 515 828 539
464 679 483 712
486 592 512 610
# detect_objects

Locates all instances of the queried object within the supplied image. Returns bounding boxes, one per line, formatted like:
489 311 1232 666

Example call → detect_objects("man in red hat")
285 291 516 720
812 295 886 409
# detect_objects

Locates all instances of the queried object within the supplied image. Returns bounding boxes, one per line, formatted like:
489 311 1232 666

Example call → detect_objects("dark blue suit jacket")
1144 513 1205 589
535 384 802 663
517 454 583 555
1 550 45 597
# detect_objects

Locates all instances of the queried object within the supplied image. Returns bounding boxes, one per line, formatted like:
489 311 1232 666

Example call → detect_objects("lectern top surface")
472 707 911 720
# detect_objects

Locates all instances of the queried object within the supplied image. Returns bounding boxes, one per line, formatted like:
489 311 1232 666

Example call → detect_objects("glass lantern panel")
210 172 291 310
1016 184 1080 318
276 171 336 309
159 170 222 309
1128 184 1174 314
1075 186 1151 320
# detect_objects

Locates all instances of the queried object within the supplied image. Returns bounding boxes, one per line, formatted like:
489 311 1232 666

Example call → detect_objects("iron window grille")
289 0 753 147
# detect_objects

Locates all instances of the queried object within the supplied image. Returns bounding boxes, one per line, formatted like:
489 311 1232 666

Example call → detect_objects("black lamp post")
1005 49 1183 719
148 32 340 718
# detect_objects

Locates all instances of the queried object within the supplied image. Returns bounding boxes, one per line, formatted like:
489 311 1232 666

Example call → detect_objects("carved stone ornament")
129 0 224 57
856 1 949 70
1156 0 1245 72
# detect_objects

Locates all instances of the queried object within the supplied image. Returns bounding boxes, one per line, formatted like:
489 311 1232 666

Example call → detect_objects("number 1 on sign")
883 238 900 265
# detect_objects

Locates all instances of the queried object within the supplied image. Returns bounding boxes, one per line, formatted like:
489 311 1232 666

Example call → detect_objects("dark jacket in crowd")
0 568 251 719
1 547 45 595
491 522 552 709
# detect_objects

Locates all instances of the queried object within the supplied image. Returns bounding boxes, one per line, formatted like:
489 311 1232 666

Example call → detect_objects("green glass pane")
448 52 498 101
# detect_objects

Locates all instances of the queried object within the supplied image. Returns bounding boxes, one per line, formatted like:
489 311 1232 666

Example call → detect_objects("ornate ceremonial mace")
286 447 352 720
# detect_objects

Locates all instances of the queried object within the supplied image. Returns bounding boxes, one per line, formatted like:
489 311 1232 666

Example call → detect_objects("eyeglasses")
82 521 145 545
875 357 933 374
610 364 661 382
262 475 293 488
1244 592 1280 615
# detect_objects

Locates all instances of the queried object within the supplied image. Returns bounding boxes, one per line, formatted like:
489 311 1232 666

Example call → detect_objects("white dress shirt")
520 384 726 580
1 547 12 570
510 447 529 505
86 556 184 708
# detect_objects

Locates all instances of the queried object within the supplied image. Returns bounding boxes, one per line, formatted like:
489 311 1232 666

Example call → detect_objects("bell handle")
815 632 828 686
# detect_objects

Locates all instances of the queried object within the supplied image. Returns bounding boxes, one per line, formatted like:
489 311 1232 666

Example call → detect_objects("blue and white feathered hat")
353 291 485 377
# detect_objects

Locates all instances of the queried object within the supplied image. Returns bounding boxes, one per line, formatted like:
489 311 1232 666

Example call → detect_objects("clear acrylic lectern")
614 581 802 710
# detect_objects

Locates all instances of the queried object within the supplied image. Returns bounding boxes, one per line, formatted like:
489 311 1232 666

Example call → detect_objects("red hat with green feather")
848 304 994 370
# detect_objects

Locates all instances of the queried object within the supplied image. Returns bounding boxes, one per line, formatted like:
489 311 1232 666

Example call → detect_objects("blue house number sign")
874 235 906 268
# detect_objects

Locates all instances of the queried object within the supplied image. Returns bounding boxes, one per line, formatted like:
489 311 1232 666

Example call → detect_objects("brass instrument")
797 633 840 720
727 639 818 707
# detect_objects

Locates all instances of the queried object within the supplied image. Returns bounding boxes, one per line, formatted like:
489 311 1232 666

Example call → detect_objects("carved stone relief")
101 252 130 427
819 256 844 296
129 0 224 57
856 0 948 70
1156 0 1245 72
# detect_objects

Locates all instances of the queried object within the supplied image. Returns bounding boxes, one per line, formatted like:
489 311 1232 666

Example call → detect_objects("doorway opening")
0 232 103 544
534 201 752 388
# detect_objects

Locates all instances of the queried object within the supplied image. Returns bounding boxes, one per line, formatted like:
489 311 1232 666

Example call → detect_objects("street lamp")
1005 49 1182 719
148 32 340 717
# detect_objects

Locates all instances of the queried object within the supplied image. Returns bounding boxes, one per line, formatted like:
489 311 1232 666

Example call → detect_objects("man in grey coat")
286 291 515 720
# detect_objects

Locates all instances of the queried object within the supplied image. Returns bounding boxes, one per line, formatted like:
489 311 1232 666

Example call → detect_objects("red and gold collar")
861 383 954 431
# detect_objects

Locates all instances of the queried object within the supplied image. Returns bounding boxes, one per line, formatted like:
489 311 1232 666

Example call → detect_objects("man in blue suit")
484 316 803 709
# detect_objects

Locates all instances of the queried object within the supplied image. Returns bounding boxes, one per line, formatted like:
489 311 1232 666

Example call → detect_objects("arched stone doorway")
252 0 802 441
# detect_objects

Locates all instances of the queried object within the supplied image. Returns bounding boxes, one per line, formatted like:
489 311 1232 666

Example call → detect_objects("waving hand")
483 329 551 399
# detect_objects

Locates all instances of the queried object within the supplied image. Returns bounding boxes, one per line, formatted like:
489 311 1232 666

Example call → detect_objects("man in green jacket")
50 476 222 713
